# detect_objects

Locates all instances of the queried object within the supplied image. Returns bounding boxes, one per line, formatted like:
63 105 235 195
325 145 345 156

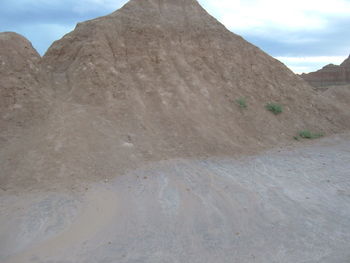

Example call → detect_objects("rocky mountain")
301 55 350 87
1 0 349 191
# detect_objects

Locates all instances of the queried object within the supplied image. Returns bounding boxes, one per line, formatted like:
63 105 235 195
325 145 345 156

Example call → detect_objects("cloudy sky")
1 0 349 73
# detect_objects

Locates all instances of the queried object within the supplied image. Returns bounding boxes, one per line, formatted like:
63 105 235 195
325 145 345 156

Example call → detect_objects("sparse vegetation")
236 98 247 109
265 103 283 115
298 130 324 139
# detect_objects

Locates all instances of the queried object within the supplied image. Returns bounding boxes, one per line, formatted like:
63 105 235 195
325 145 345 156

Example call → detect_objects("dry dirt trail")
1 134 350 263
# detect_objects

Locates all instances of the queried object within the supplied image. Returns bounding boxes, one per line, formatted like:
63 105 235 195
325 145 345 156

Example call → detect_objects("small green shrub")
236 98 247 109
299 130 324 139
265 103 283 115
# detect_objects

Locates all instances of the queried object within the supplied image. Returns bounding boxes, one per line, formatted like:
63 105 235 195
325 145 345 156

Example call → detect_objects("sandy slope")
1 134 350 263
0 32 47 147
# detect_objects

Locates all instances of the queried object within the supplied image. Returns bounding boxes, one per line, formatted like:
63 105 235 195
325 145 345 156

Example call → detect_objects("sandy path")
1 135 350 263
1 186 118 263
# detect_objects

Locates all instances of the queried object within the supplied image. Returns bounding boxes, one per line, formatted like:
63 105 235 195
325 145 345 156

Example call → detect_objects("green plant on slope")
265 103 283 115
298 130 324 139
236 98 247 109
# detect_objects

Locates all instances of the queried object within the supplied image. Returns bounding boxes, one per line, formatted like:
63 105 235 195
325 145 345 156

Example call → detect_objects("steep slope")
315 84 350 128
301 55 350 87
41 0 332 145
0 32 48 146
1 0 349 191
341 55 350 67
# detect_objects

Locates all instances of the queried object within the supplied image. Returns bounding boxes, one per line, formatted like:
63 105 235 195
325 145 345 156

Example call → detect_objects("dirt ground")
1 133 349 263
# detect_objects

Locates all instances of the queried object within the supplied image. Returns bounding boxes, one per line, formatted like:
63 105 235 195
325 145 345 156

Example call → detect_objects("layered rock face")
301 55 350 87
0 0 349 190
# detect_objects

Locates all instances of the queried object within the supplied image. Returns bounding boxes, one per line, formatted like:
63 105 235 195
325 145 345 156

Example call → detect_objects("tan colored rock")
315 84 350 129
0 32 48 146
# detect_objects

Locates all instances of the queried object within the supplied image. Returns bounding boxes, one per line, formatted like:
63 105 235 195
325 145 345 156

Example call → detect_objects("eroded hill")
0 0 349 191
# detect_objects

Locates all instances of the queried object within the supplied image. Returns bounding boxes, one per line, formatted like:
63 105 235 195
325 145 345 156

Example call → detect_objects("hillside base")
1 133 350 263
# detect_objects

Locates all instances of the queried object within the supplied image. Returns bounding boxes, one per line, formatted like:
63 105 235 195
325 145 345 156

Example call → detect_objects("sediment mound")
1 0 349 191
301 55 350 87
0 32 48 145
315 84 350 127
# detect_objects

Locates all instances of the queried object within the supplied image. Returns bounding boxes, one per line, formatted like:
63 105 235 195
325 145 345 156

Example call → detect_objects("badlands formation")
301 55 350 87
300 55 350 128
0 0 349 262
1 0 349 191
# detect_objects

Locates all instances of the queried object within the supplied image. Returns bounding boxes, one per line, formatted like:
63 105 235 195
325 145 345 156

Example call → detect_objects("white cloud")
276 56 347 64
286 65 313 74
200 0 350 32
199 0 350 73
275 56 348 73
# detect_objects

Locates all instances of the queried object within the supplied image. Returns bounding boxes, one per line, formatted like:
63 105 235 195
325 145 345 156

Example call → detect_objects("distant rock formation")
301 55 350 87
0 0 349 191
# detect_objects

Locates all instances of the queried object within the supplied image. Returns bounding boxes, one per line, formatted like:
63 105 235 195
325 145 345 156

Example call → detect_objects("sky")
0 0 349 73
